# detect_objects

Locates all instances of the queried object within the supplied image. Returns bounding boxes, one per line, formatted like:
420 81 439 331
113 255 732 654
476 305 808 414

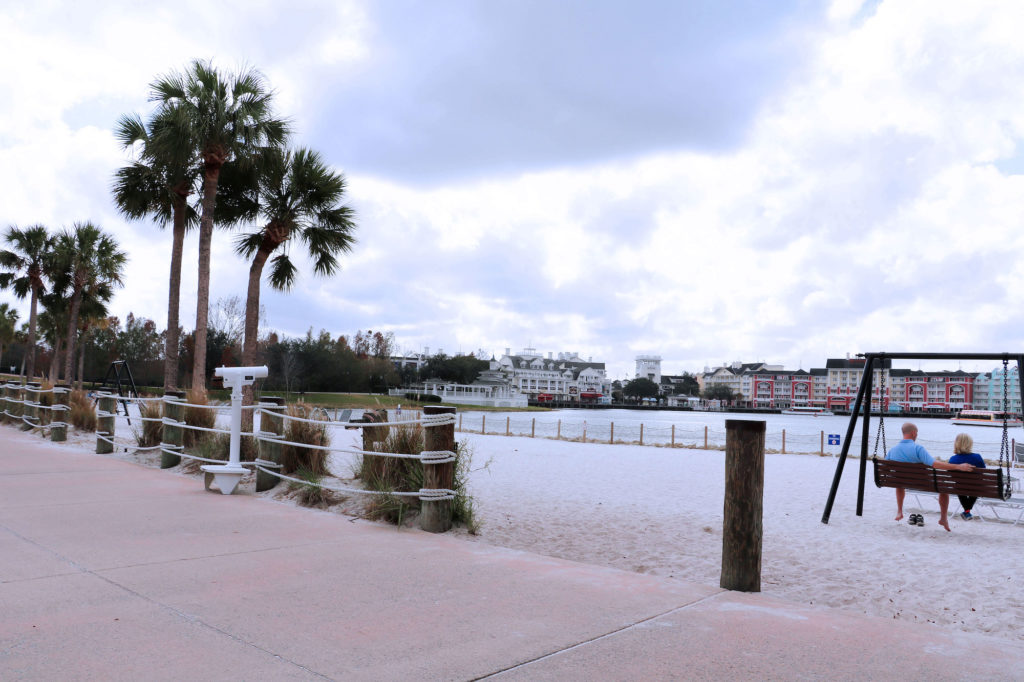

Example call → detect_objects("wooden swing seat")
873 459 1009 500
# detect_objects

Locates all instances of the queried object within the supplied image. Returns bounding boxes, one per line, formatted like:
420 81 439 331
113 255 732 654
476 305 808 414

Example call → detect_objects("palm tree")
0 225 54 379
234 148 356 369
112 107 200 390
0 303 17 374
49 223 127 383
149 59 289 391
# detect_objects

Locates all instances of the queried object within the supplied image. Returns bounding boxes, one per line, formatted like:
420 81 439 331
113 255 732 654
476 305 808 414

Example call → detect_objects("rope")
95 432 164 452
255 433 455 463
252 463 455 500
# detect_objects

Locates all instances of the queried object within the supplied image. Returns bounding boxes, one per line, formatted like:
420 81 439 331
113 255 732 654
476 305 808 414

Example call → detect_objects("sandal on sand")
907 514 918 525
916 515 925 526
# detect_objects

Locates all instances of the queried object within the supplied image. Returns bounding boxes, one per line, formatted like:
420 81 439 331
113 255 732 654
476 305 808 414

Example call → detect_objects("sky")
3 0 1024 381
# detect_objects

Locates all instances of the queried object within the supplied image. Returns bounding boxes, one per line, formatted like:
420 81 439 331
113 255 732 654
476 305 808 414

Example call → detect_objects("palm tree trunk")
63 289 83 384
164 195 187 390
26 288 38 379
192 167 221 392
77 338 86 390
241 246 273 432
49 338 61 385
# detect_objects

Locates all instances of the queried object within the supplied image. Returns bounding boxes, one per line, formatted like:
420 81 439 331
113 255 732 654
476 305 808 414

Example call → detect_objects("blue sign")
828 434 841 445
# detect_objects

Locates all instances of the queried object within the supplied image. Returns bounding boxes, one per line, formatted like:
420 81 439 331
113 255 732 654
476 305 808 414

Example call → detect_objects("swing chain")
872 366 888 458
1000 357 1011 498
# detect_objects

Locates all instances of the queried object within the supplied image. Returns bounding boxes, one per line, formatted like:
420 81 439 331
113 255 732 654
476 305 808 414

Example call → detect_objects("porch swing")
821 352 1024 524
871 360 1012 502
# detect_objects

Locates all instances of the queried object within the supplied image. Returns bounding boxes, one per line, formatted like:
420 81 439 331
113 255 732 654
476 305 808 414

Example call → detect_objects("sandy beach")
24 417 1024 644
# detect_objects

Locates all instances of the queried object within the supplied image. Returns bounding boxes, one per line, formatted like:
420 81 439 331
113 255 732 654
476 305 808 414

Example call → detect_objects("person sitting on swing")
886 422 974 531
949 433 986 520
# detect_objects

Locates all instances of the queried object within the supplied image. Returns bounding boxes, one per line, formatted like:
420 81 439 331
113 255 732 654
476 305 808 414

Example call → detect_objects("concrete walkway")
1 427 1021 681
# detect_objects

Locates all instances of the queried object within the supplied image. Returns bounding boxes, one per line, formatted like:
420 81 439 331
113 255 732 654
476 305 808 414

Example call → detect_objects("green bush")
69 390 96 432
133 400 163 448
279 404 331 476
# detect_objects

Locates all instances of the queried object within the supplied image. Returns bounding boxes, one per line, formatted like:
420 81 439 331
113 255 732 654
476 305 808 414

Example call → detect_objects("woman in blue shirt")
950 433 986 520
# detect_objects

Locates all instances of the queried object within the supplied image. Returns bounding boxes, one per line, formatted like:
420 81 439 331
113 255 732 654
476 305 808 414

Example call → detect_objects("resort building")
973 365 1022 412
495 348 611 403
635 355 662 383
824 357 892 411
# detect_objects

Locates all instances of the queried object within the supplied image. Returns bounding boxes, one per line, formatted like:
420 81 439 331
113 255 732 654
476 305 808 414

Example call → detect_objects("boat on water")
780 406 835 417
951 410 1023 427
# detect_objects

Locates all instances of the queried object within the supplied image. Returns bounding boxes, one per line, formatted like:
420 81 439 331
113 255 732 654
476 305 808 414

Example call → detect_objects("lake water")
454 408 1023 458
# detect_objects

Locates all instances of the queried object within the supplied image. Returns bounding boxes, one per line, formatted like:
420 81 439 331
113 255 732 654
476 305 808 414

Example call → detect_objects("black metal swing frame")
821 352 1024 524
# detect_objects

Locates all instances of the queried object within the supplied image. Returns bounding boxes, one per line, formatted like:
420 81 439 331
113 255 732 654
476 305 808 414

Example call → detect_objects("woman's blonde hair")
953 433 974 455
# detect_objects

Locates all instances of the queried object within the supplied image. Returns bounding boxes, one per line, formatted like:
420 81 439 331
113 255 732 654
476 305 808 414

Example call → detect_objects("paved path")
1 427 1021 680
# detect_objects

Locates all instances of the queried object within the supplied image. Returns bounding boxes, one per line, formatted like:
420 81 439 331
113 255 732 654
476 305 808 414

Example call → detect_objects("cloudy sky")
3 0 1024 381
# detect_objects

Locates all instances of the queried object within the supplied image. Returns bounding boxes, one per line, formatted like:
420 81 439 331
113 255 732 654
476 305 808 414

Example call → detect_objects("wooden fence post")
96 393 116 454
21 382 40 431
256 396 286 492
51 385 70 442
161 390 185 468
720 419 765 592
421 405 456 533
1 383 9 424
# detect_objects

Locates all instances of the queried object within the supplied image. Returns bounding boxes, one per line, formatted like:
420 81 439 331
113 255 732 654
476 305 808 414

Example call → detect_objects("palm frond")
267 253 298 291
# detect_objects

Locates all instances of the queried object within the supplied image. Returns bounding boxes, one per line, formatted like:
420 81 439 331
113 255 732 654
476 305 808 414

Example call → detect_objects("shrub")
132 399 163 449
183 388 216 448
280 404 331 476
68 390 96 432
358 423 483 531
182 433 229 474
288 466 340 508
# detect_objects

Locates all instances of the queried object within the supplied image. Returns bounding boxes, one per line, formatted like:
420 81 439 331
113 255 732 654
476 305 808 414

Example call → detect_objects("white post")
201 365 268 495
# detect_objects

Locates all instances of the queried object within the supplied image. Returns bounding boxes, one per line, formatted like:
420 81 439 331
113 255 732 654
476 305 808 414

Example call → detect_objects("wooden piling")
96 393 116 454
820 430 824 455
481 414 486 435
610 422 614 444
720 419 765 592
51 385 70 442
704 425 708 449
671 424 675 447
557 419 561 439
531 418 535 438
781 429 786 454
0 383 9 424
255 396 286 492
639 423 644 445
506 415 510 436
421 405 456 533
161 391 185 468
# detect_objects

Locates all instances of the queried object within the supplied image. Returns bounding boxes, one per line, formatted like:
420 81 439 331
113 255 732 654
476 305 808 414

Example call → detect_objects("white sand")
42 419 1024 643
447 433 1024 642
